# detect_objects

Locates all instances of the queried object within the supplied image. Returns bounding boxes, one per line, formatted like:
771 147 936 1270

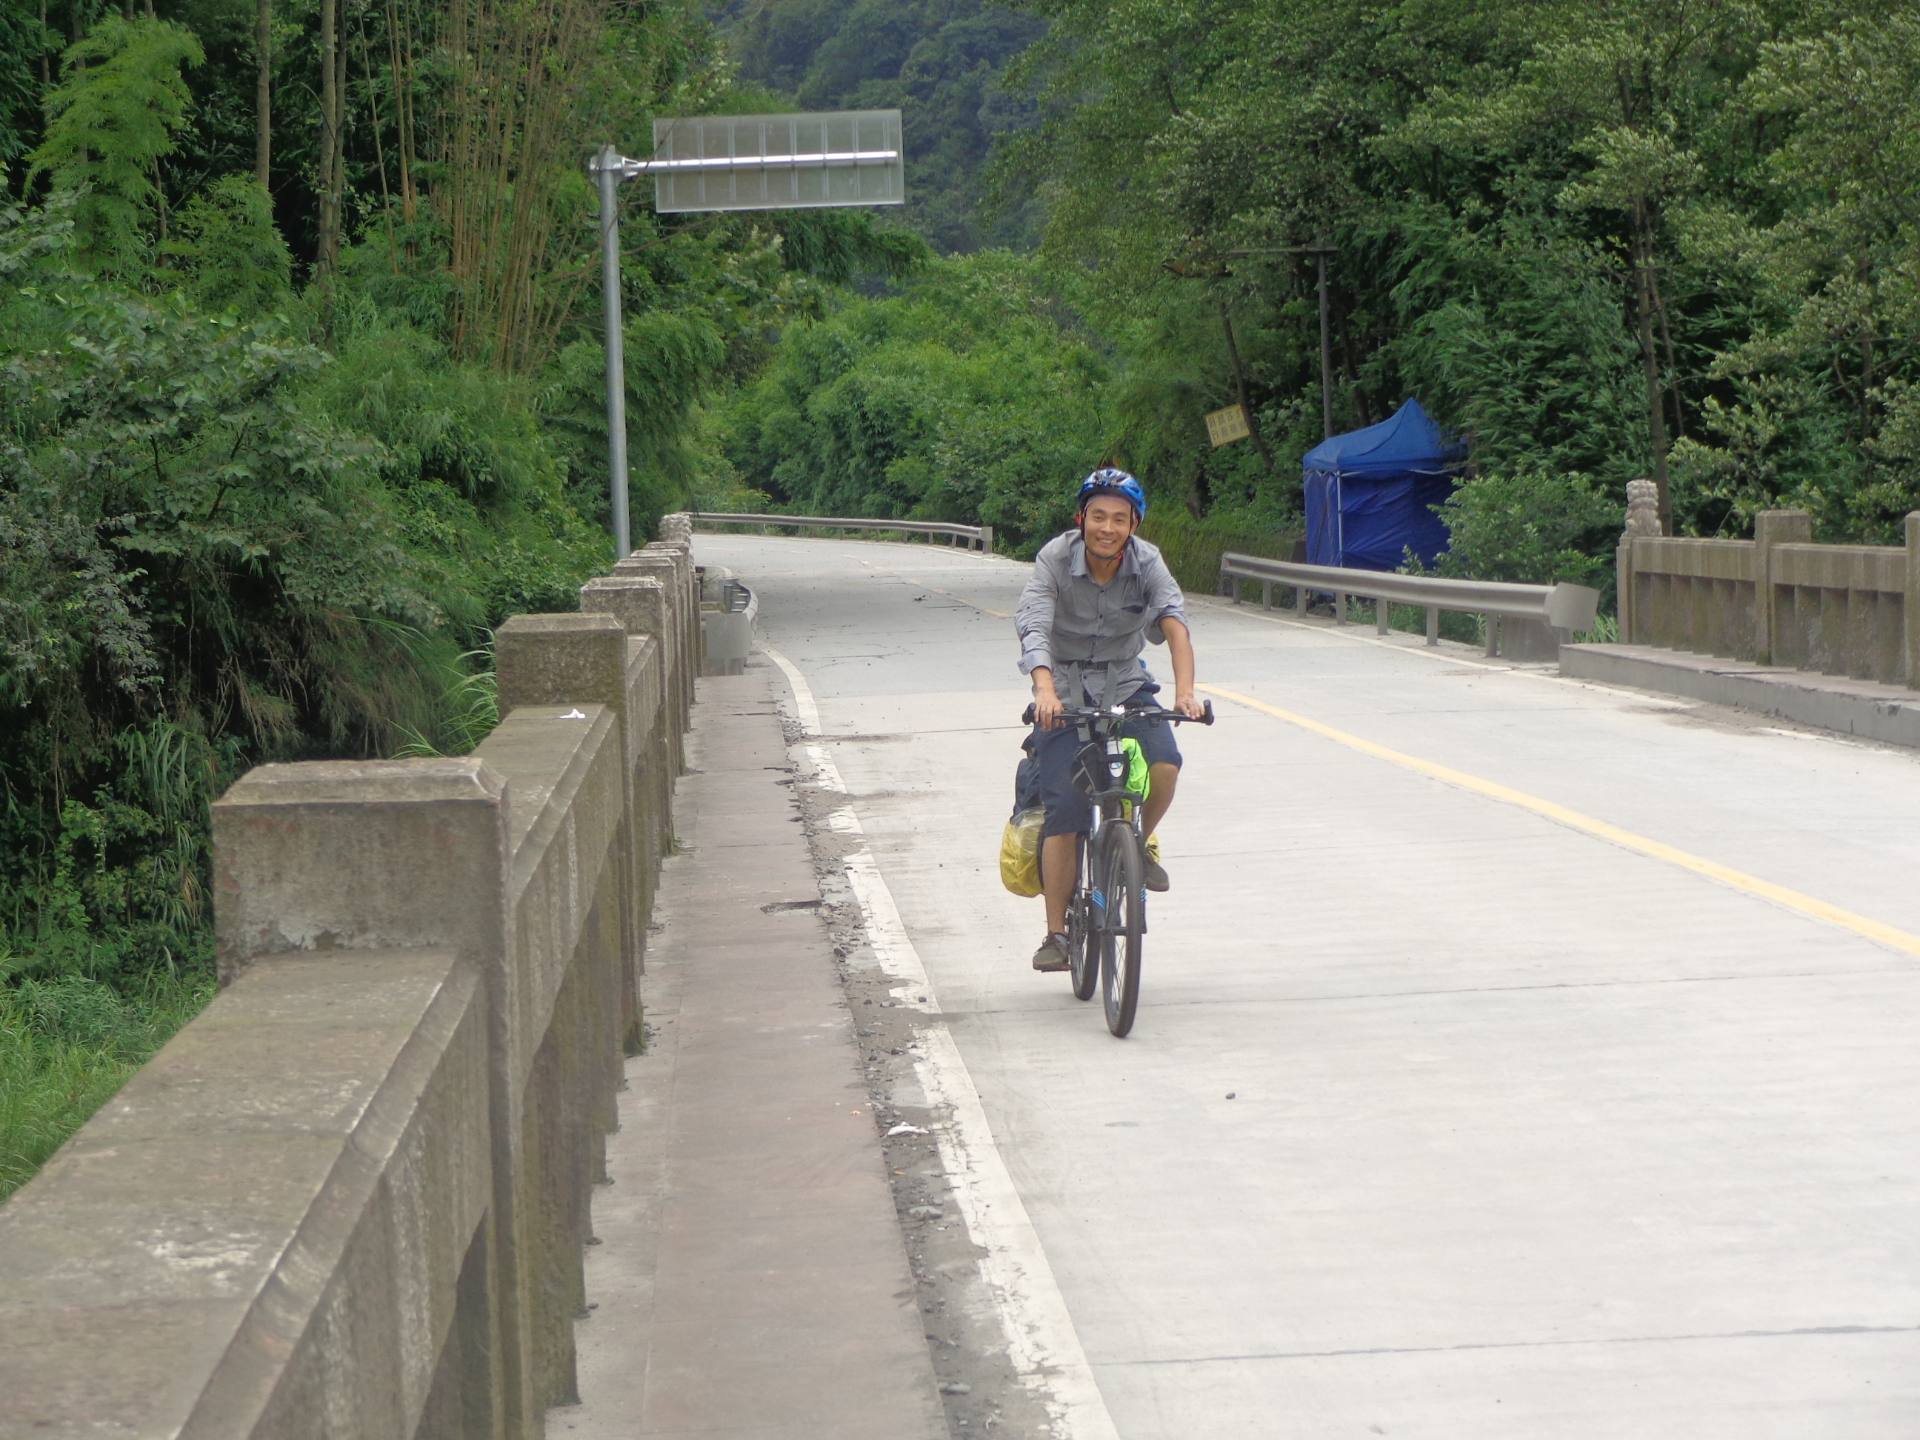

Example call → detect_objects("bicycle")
1021 698 1214 1037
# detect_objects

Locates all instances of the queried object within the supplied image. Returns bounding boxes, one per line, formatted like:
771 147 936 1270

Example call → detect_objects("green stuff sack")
1000 806 1044 897
1119 737 1151 802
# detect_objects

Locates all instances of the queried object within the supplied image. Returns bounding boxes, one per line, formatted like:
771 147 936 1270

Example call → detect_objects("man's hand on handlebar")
1172 689 1207 721
1032 679 1065 730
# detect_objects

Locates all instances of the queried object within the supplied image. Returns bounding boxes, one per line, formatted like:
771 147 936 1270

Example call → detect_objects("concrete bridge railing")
1619 507 1920 686
0 515 702 1439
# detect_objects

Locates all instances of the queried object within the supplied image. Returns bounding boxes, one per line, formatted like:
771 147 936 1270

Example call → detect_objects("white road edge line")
762 642 1121 1440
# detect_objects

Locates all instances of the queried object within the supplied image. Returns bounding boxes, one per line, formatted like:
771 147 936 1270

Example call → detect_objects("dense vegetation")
0 0 917 1197
6 0 1916 1196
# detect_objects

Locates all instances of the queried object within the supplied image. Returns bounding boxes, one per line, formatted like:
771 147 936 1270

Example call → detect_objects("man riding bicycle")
1017 468 1205 972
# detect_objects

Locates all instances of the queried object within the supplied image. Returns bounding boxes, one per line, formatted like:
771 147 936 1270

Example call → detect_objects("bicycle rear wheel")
1097 826 1145 1037
1068 835 1098 1001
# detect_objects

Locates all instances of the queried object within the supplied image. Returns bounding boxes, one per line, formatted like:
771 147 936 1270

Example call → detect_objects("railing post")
614 553 689 762
1906 513 1920 687
1375 597 1390 636
213 758 536 1436
1754 510 1813 664
1617 537 1635 643
1426 605 1440 645
1619 477 1662 644
581 575 677 857
642 538 699 718
493 611 639 1132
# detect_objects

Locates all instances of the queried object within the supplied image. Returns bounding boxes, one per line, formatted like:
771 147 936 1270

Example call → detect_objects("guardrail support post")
1334 592 1347 625
1426 606 1440 645
1486 616 1501 657
1261 580 1271 610
1375 598 1390 636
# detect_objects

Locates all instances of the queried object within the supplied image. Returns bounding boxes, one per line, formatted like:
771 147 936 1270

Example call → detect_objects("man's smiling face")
1080 493 1138 562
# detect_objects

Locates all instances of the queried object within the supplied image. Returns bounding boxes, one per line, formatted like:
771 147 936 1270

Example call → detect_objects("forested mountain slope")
709 0 1045 252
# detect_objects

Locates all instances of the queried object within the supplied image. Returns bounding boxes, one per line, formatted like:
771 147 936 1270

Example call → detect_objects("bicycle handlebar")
1021 699 1215 728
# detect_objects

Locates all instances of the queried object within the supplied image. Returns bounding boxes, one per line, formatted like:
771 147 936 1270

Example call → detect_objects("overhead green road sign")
644 111 905 213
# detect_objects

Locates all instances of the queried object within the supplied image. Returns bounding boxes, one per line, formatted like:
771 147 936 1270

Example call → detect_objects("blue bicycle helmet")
1076 466 1147 521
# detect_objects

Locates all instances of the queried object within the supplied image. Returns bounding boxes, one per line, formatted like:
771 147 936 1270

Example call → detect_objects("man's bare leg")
1042 831 1078 936
1141 763 1179 845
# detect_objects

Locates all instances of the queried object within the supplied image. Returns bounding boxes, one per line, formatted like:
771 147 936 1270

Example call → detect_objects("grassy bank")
0 968 215 1202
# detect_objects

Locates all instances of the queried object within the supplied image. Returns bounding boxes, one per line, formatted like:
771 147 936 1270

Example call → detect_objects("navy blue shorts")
1032 685 1183 838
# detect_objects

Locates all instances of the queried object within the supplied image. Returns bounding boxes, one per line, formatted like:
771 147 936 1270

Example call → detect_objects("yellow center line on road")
1198 681 1920 961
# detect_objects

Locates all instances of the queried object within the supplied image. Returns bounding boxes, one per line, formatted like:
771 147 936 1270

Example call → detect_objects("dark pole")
1316 245 1334 439
1221 243 1336 435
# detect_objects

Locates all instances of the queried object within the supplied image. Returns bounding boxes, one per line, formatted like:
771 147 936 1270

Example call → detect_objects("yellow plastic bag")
999 807 1044 897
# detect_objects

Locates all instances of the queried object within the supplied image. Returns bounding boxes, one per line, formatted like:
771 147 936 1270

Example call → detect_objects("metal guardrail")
689 511 992 552
1218 552 1600 657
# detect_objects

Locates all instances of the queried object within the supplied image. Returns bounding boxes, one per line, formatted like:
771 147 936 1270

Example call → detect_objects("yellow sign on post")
1206 404 1251 447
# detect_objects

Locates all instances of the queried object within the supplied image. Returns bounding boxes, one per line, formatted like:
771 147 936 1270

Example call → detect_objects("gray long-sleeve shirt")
1015 532 1189 705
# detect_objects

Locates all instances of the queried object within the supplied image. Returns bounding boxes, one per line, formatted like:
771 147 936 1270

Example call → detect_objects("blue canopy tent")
1303 399 1467 571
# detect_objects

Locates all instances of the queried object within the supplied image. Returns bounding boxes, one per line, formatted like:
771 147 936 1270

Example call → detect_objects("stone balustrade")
1619 509 1920 686
0 516 701 1439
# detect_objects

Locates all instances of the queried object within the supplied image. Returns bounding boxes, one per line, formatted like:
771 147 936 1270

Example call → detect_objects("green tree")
161 172 291 314
1674 10 1920 538
27 15 205 273
1398 0 1766 532
0 0 54 172
719 249 1105 545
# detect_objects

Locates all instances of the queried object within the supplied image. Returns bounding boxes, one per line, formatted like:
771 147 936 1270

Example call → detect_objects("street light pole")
594 146 633 561
589 113 904 564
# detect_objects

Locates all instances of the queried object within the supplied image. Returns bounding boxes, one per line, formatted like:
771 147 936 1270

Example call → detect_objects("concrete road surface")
696 532 1920 1439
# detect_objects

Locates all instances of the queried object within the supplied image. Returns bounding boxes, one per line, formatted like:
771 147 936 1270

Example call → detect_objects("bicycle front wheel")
1068 834 1098 1002
1097 826 1145 1037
